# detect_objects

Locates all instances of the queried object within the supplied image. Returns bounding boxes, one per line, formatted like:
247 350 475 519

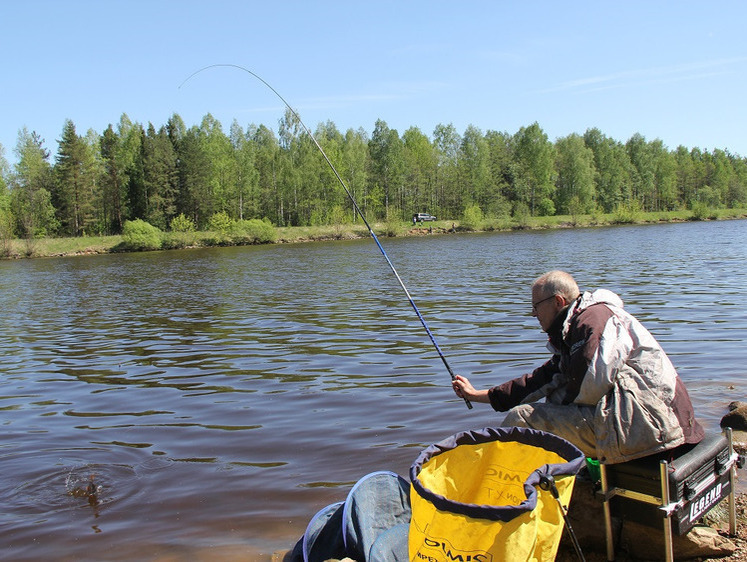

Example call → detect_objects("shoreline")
2 210 746 261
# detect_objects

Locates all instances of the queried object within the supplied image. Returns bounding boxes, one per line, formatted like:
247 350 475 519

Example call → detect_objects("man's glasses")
531 294 556 313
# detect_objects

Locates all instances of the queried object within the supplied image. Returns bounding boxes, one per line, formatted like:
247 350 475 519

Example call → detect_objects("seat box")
604 433 732 534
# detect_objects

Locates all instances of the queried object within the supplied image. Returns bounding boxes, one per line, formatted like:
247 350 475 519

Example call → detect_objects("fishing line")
179 64 471 409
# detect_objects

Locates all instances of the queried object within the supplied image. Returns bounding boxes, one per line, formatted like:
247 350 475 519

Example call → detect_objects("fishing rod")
538 474 586 562
179 64 472 410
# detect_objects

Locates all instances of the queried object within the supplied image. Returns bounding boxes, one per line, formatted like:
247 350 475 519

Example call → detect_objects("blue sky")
2 1 746 167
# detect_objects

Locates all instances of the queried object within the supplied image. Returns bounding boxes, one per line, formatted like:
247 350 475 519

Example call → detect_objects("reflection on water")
1 219 746 559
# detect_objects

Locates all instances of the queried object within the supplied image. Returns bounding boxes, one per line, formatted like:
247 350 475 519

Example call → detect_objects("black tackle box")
603 433 734 534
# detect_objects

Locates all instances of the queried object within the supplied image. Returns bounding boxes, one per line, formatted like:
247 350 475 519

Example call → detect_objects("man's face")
531 287 566 332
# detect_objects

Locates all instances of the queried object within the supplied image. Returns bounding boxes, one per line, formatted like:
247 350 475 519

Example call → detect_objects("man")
452 270 704 464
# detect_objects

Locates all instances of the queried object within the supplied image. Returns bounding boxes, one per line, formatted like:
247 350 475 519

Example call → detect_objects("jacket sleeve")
487 355 559 412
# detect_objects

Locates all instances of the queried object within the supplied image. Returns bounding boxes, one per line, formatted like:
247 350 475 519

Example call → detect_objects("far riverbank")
2 208 746 260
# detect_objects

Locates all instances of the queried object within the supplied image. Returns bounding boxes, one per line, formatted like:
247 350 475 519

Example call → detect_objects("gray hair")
532 271 580 302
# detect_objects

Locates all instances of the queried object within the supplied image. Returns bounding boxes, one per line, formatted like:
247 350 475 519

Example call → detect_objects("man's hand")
452 374 491 403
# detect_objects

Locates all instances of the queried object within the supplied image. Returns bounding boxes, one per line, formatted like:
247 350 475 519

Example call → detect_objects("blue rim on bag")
410 426 585 521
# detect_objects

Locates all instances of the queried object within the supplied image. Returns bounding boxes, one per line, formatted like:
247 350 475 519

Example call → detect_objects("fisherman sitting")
452 270 704 464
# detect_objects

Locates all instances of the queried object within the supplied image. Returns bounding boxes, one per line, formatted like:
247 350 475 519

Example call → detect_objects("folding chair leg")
660 460 674 562
600 463 616 561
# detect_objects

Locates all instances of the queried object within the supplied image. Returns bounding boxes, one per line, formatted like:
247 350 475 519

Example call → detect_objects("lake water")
1 219 745 560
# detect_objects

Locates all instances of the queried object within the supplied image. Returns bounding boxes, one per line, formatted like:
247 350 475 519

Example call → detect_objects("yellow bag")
409 427 585 562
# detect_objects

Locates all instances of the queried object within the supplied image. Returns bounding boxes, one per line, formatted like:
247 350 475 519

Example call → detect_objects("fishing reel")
537 472 561 499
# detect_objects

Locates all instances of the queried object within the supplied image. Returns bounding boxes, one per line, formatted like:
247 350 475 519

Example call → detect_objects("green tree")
166 113 188 221
125 125 146 220
341 127 370 222
314 120 347 224
687 147 716 208
99 125 128 233
82 128 105 234
369 120 404 220
432 123 461 218
176 124 213 227
0 143 8 196
201 113 235 217
458 125 493 215
250 124 281 224
651 140 678 211
166 112 187 147
402 126 436 218
110 114 146 223
0 144 13 252
726 153 747 208
9 128 57 238
276 108 328 226
142 123 178 229
583 128 633 213
229 120 259 220
0 143 7 189
53 119 97 236
554 133 596 214
626 133 656 210
707 149 734 208
483 130 513 217
674 145 698 209
513 122 555 215
277 107 305 225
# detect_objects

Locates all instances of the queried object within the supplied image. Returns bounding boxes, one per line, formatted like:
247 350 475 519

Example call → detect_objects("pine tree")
54 120 96 236
142 124 178 229
100 125 127 234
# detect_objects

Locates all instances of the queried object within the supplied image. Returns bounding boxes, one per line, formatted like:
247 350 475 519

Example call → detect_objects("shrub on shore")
165 214 197 249
121 219 163 251
203 213 277 245
229 219 277 244
612 201 644 224
461 204 484 231
691 201 720 221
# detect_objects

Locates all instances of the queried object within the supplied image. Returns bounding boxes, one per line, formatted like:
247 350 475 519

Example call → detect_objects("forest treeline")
1 108 746 239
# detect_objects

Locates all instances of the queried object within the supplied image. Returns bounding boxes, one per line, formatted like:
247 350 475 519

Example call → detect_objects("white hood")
577 289 624 310
562 289 624 336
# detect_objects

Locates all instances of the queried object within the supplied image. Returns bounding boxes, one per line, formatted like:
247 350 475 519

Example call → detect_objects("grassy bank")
2 208 746 260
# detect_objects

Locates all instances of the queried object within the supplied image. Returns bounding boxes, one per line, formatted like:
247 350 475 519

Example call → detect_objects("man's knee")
501 404 533 428
501 402 597 457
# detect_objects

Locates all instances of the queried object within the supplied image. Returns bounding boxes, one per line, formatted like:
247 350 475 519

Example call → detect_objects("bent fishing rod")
180 64 472 409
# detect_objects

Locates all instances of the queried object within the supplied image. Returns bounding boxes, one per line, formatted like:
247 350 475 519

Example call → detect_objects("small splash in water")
67 472 101 506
